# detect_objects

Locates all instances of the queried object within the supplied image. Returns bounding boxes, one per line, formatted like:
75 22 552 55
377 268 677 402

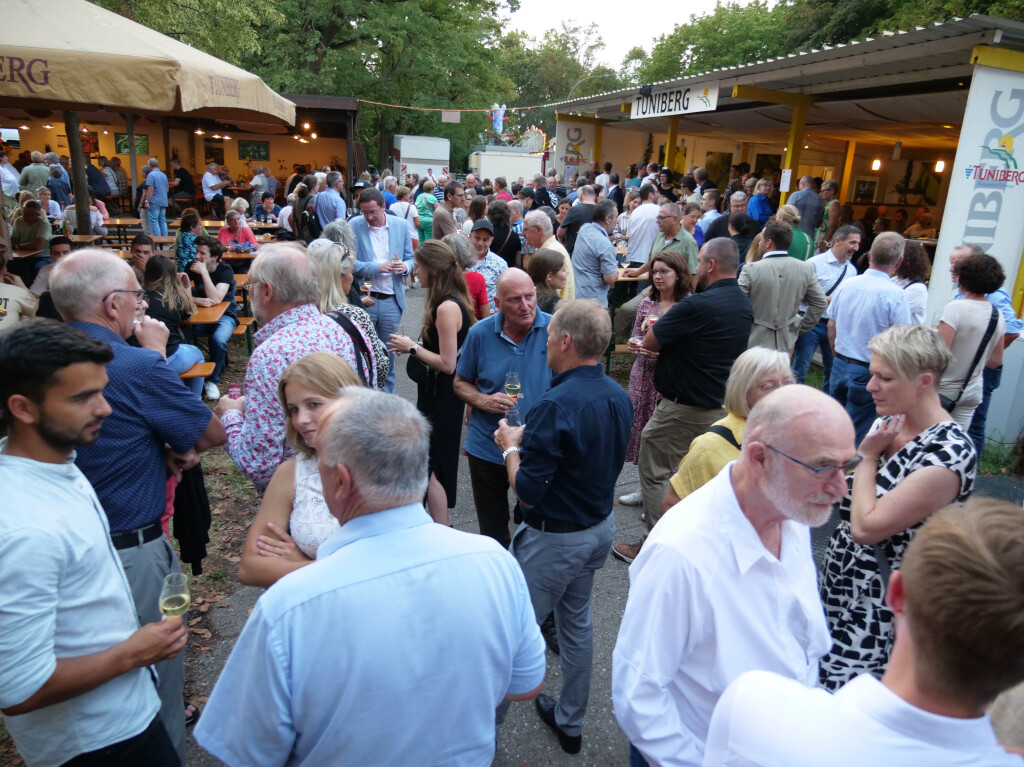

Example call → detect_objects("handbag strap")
949 305 999 408
824 265 849 297
707 424 741 451
328 311 373 386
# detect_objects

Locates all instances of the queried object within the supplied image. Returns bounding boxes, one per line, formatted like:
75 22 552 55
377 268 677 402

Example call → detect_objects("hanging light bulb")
43 123 53 129
310 132 317 139
871 159 881 171
81 126 88 132
935 160 945 173
195 128 205 135
302 122 310 130
19 125 29 130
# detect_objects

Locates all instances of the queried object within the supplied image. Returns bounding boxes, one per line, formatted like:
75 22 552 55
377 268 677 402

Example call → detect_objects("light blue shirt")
195 504 545 767
0 441 159 767
804 249 858 319
147 167 169 206
572 222 619 307
829 268 912 362
314 186 346 224
955 286 1023 335
456 310 553 463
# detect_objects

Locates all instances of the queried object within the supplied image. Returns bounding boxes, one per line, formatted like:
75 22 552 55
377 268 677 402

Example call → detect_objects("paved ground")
185 285 1024 765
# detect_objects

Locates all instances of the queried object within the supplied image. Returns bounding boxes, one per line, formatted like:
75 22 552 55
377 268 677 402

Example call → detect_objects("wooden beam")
839 140 857 203
971 45 1024 73
554 113 607 125
731 85 816 107
780 104 807 206
665 117 679 172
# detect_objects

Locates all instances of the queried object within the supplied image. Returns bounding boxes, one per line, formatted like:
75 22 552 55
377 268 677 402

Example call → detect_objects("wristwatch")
409 343 419 356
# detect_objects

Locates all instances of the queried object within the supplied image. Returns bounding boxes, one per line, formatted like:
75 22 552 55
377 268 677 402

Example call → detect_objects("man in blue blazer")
350 187 415 392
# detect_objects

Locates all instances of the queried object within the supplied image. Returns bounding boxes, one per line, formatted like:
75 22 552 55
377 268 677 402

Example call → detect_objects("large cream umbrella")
1 0 295 236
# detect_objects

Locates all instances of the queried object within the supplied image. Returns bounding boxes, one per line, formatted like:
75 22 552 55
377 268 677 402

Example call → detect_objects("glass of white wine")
159 573 191 619
504 371 521 401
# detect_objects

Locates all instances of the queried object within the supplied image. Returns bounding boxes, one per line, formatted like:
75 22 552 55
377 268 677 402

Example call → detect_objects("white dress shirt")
626 202 660 265
612 463 831 767
368 219 395 294
703 671 1021 766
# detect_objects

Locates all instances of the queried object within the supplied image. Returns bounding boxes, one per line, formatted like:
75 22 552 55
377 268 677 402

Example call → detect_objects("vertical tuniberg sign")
928 64 1024 322
630 82 719 119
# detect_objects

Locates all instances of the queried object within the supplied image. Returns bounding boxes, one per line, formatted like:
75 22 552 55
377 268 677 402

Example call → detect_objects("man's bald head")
745 385 853 452
497 267 533 296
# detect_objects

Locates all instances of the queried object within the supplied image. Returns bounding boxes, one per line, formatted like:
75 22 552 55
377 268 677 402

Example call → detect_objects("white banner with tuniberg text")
928 64 1024 322
630 82 719 120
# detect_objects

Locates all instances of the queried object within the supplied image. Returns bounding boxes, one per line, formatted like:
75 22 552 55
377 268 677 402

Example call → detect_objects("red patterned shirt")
222 303 377 493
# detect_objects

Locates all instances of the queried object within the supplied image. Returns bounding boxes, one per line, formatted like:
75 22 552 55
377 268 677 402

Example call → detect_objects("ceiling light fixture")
43 123 53 129
935 160 945 172
871 159 881 171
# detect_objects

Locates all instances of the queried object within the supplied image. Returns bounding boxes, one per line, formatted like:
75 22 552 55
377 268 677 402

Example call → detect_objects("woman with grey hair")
442 233 490 319
307 238 388 388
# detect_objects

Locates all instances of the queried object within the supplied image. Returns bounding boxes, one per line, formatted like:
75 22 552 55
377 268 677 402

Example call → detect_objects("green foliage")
240 0 516 169
90 0 279 65
496 23 621 140
634 1 788 84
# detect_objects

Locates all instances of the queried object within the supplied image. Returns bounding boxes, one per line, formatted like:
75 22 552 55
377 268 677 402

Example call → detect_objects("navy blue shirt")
652 278 753 408
517 364 632 528
68 322 213 531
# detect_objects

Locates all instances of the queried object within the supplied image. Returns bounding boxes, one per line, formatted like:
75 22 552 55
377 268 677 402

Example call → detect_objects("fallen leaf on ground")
188 617 203 626
192 628 212 639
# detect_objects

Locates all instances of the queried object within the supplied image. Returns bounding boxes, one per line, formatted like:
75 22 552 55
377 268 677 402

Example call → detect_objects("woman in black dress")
388 241 474 524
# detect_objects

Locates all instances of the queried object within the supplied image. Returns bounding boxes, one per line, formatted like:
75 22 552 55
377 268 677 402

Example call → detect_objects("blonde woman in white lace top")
238 352 362 587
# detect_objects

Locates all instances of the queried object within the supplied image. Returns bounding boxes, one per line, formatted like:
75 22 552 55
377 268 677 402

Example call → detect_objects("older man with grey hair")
52 249 226 765
196 388 545 766
523 209 574 298
315 169 347 224
703 190 749 241
214 243 377 493
142 157 169 236
202 162 230 218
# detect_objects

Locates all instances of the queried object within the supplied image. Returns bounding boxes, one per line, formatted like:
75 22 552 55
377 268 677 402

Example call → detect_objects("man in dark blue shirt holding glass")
494 299 632 756
50 249 226 766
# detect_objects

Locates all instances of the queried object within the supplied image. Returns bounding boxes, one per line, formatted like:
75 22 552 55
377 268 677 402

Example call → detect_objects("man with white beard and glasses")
613 386 858 767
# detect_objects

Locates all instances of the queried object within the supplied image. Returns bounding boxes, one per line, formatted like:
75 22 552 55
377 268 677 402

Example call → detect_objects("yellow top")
668 412 746 501
542 236 575 300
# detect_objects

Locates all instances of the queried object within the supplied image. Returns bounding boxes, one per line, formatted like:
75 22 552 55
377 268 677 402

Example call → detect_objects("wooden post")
780 104 807 206
126 114 139 206
665 117 679 173
63 110 93 236
839 140 857 204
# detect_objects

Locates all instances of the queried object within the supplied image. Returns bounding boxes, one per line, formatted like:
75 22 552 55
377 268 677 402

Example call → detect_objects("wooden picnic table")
151 236 177 245
69 234 103 245
106 217 142 243
248 221 279 231
183 302 229 325
169 219 225 229
11 248 44 259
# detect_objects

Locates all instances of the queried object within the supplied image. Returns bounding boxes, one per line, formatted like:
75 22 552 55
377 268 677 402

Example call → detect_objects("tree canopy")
91 0 1024 169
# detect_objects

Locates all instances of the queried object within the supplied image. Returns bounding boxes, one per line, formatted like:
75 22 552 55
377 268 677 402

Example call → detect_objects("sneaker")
618 490 643 506
612 540 644 565
203 381 221 400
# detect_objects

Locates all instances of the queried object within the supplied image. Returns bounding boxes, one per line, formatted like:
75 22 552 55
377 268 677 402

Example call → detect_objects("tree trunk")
63 110 93 236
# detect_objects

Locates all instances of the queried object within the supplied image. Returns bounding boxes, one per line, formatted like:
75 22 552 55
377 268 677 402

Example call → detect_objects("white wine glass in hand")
504 371 521 400
159 573 191 619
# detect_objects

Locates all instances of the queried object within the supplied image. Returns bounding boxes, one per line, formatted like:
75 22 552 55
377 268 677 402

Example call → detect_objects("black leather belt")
368 291 396 300
835 352 869 367
660 393 694 406
111 522 163 550
525 517 590 534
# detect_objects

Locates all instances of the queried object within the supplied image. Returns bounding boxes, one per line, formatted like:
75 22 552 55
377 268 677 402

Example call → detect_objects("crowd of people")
1 147 1023 767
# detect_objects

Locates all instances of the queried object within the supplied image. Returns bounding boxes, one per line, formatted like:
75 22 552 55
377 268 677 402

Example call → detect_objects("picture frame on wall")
853 177 879 204
114 133 149 156
238 140 270 161
704 151 733 190
80 131 100 157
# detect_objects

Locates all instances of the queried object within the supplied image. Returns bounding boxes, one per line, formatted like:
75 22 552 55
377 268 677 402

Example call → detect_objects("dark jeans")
830 356 875 445
629 743 649 766
968 365 1002 457
792 319 834 390
62 716 178 767
467 454 515 549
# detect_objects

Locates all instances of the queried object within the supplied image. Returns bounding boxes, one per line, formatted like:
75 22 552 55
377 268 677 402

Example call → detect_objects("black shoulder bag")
327 311 373 387
939 305 998 413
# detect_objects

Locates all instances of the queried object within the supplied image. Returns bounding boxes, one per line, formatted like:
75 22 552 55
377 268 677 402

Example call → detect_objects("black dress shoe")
535 693 581 754
540 612 560 655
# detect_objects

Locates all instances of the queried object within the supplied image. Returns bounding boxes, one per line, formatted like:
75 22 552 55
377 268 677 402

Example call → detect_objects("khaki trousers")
638 398 724 534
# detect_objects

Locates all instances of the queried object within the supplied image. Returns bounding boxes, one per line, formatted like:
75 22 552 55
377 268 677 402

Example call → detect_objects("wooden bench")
179 362 215 380
232 316 256 354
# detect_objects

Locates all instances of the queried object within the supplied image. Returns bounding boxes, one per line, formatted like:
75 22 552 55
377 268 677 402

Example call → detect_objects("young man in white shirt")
613 385 857 767
704 497 1024 767
0 320 188 766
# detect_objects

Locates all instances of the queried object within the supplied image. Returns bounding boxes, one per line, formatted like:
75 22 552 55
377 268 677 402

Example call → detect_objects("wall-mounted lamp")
935 160 945 173
871 159 881 171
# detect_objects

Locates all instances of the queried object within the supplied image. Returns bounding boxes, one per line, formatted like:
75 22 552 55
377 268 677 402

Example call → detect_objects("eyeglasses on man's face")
763 444 862 478
104 289 146 306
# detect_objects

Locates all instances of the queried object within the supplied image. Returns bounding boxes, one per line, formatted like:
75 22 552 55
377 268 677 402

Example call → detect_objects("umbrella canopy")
0 0 294 127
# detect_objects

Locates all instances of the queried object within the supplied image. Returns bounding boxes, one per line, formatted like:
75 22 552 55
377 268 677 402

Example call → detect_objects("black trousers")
468 454 518 549
62 716 178 767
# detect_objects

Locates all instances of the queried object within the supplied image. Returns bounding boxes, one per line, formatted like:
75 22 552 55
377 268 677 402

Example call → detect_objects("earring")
917 389 923 396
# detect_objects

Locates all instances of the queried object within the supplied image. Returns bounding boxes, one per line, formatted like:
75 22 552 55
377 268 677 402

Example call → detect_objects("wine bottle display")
159 594 191 618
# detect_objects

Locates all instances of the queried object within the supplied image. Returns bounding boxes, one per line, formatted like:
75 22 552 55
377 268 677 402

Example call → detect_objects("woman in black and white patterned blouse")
819 324 976 691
